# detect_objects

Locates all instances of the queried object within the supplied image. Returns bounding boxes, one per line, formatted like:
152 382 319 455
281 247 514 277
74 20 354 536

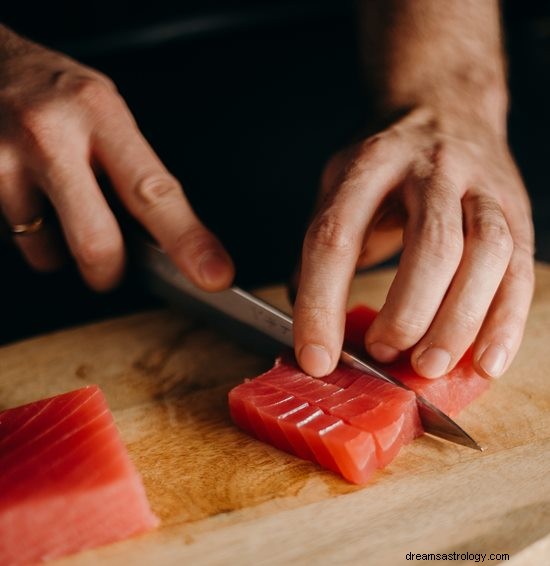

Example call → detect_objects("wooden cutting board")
1 264 549 566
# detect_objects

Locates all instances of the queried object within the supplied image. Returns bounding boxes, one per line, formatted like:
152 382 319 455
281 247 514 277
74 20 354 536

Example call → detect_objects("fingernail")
198 252 231 287
416 347 451 378
368 342 400 363
299 344 332 378
479 344 508 378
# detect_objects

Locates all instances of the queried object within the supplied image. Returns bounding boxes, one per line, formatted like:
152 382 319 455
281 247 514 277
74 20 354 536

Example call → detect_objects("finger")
293 141 409 377
364 173 464 364
38 158 125 291
356 228 403 269
294 206 363 377
288 224 404 308
411 191 513 378
472 202 535 378
355 193 406 269
91 109 234 291
0 168 64 272
287 149 356 307
288 169 406 303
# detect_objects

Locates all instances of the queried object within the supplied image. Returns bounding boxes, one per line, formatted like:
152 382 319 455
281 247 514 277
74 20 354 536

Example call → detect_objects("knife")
136 240 482 451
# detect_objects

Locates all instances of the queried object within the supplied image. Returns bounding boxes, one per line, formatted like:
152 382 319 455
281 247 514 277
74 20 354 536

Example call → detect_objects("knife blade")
137 241 482 451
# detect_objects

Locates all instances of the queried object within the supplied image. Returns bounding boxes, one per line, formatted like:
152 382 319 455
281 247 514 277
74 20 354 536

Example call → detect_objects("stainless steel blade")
339 351 482 450
138 242 482 451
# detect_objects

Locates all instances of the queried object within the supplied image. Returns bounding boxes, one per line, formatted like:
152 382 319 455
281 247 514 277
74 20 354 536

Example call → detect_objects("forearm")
358 0 509 135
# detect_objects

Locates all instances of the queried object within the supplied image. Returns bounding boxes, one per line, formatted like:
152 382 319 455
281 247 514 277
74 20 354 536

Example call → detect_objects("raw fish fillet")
229 381 378 485
345 306 490 417
255 357 421 467
228 304 489 484
0 386 159 565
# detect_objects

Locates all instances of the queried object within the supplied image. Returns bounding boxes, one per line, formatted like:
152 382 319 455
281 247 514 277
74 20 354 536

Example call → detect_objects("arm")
359 0 508 132
293 0 534 380
0 25 233 290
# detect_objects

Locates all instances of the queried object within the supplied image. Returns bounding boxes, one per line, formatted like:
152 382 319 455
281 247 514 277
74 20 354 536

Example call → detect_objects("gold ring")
10 216 46 236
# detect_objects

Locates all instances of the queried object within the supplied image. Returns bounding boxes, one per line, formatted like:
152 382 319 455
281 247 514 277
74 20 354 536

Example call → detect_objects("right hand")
291 106 534 381
0 25 234 291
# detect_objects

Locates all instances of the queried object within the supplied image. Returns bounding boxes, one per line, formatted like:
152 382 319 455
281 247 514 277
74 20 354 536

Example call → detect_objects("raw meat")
0 385 159 565
254 357 422 467
345 306 490 417
229 304 489 484
229 380 378 484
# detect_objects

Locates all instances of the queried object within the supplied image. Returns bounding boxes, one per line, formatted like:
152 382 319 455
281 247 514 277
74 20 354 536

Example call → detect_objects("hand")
293 106 535 380
0 26 233 291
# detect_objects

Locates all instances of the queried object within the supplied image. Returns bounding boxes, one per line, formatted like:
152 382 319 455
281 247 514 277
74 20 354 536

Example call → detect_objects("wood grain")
1 264 549 565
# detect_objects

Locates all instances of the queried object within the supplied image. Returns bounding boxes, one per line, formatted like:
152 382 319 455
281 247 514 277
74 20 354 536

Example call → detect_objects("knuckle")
475 222 513 259
75 235 121 269
359 133 391 164
505 252 535 287
170 224 215 262
17 105 54 138
512 228 535 258
468 198 513 259
411 216 463 263
15 105 60 159
68 74 117 108
381 315 427 348
360 133 385 151
454 308 482 334
305 212 357 256
409 171 456 201
85 70 117 92
133 173 183 208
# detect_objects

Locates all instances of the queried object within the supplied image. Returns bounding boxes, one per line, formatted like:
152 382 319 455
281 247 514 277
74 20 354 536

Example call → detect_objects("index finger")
293 145 408 377
92 105 234 291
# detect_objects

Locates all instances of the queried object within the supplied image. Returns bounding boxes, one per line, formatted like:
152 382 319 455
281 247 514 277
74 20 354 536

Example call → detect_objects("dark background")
0 1 549 345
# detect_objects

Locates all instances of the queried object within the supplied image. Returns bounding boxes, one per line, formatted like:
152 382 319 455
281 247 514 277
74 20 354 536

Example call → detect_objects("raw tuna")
0 385 159 565
345 306 490 417
229 304 489 484
229 380 378 484
254 357 422 467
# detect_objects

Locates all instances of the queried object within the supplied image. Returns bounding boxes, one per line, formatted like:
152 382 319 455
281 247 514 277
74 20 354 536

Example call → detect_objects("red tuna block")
0 386 159 565
229 303 490 485
229 381 377 485
345 305 490 416
259 359 421 467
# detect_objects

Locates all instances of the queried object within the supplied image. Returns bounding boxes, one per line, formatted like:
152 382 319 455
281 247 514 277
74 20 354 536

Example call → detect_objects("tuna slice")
0 385 159 565
229 304 489 484
345 306 490 417
229 380 378 485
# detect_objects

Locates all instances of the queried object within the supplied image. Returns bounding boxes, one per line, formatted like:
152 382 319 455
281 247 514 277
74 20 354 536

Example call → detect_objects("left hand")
292 106 535 380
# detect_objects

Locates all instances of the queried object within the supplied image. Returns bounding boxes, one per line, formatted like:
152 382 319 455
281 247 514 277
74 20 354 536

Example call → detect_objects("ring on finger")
10 216 46 236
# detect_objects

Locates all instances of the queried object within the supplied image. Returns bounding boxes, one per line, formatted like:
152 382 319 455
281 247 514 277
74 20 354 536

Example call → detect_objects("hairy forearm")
359 0 509 134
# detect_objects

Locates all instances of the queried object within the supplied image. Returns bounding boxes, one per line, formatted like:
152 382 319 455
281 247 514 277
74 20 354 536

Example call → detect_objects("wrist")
359 0 509 138
384 69 508 134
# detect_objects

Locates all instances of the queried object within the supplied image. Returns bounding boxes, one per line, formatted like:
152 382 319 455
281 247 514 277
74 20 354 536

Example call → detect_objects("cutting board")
1 265 549 566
